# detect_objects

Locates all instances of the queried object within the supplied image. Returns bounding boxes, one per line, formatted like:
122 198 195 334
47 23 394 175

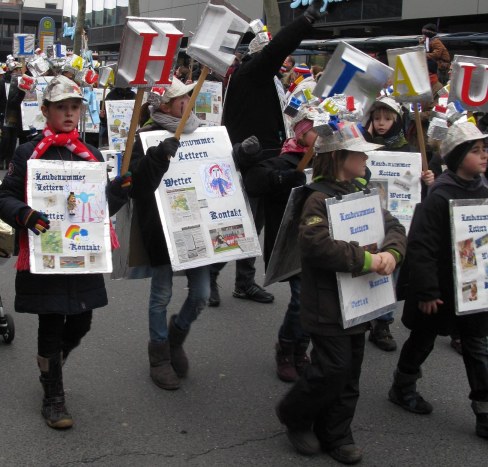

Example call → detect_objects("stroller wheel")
2 314 15 344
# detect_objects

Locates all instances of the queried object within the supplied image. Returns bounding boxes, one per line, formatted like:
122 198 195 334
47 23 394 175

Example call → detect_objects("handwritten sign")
106 100 135 151
314 42 393 121
187 0 250 77
138 126 261 271
326 190 396 328
450 199 488 315
116 17 184 88
387 46 432 103
450 55 488 112
367 151 422 233
26 160 112 274
195 81 223 126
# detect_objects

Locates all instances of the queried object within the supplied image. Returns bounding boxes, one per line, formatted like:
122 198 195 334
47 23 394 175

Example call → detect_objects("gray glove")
304 0 327 23
241 135 261 156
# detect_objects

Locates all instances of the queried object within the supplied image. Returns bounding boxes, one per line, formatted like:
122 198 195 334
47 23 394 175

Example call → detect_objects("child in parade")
244 108 316 383
367 96 435 351
129 78 209 391
389 121 488 439
0 75 130 429
276 122 407 464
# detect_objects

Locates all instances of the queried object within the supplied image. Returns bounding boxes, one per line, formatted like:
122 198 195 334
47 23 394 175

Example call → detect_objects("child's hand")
155 137 180 160
421 170 435 186
21 208 50 235
110 172 132 198
376 251 396 275
419 298 444 315
370 253 383 272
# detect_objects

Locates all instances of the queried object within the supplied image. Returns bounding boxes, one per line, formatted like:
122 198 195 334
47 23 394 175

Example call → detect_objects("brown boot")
168 315 189 378
275 340 298 382
148 341 180 390
37 354 73 429
294 340 311 376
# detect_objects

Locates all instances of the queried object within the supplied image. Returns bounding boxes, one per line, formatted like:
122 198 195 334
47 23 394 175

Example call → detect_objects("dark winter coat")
299 179 407 336
4 74 24 129
129 123 171 266
0 76 7 125
0 135 127 314
222 16 313 150
401 171 488 336
244 151 305 267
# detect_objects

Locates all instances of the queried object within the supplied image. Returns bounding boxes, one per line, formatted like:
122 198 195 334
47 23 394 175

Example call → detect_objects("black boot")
37 354 73 429
388 368 433 414
472 401 488 438
168 315 189 378
148 341 180 390
208 273 220 307
294 340 311 377
369 319 397 351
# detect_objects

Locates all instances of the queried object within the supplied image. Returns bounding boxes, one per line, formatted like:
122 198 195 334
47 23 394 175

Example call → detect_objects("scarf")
17 125 119 271
280 138 308 155
149 107 201 133
374 130 409 150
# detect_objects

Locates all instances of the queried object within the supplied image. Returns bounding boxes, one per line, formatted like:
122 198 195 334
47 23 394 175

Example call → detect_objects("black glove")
304 0 327 23
277 169 306 189
20 208 50 235
153 137 180 160
110 171 132 198
240 135 261 156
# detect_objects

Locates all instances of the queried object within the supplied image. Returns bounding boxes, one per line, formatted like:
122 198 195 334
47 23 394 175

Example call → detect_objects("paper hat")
249 31 270 55
315 121 383 153
148 77 197 107
440 121 487 158
43 75 85 102
370 96 402 117
290 105 323 139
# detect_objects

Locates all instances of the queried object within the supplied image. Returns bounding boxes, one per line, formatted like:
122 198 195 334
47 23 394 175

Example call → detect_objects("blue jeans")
279 275 308 343
149 264 210 342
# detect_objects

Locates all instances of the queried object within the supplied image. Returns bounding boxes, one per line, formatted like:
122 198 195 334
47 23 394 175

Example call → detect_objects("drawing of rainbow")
65 225 81 240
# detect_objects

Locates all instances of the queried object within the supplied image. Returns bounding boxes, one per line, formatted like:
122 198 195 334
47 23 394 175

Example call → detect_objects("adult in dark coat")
0 68 7 168
389 122 488 440
209 0 326 307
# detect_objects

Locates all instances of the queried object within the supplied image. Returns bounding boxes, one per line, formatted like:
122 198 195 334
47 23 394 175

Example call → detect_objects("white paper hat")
315 122 383 153
148 77 197 107
440 121 487 158
43 75 85 102
370 96 402 117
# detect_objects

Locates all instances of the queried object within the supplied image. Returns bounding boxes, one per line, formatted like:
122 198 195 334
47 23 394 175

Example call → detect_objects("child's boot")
275 339 298 382
37 354 73 429
148 341 180 390
168 315 189 378
472 401 488 438
388 368 433 414
369 319 397 351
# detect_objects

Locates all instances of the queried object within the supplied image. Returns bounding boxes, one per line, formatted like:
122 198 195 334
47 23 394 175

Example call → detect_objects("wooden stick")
174 66 209 140
296 136 317 172
414 105 429 172
121 88 145 174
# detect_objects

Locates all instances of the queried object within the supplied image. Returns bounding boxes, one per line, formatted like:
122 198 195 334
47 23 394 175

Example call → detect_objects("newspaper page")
139 126 261 271
326 190 396 328
106 100 134 151
450 198 488 316
26 160 112 274
195 81 223 127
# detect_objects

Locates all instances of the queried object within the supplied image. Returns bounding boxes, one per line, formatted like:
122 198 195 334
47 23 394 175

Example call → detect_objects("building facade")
0 0 63 60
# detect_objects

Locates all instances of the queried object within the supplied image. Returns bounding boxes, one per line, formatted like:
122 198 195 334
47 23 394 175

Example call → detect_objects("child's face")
372 109 395 135
457 140 488 179
161 94 190 118
340 151 369 181
41 98 82 133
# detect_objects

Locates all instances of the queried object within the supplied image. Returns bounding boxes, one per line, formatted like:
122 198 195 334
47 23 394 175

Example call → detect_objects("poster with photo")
367 151 422 232
26 160 112 274
450 199 488 315
139 127 261 271
195 81 223 127
106 100 134 151
326 190 396 328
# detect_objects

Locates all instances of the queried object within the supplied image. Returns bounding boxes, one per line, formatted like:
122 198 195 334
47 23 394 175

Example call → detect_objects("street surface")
1 170 487 466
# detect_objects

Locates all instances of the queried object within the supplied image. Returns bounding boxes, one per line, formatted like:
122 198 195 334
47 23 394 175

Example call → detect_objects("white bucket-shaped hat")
315 122 383 153
148 77 197 107
440 121 487 158
370 96 402 117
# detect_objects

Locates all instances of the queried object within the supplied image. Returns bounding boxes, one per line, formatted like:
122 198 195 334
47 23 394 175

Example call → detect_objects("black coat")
401 172 488 336
222 16 313 150
0 136 127 314
129 124 171 266
244 151 304 267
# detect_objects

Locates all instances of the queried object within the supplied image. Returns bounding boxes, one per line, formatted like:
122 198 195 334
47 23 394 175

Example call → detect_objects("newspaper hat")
315 121 383 153
440 121 487 158
370 96 402 117
43 75 85 102
290 105 323 140
148 77 197 107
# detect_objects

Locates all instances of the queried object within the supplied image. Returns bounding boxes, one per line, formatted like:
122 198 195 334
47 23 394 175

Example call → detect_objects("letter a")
391 56 418 97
